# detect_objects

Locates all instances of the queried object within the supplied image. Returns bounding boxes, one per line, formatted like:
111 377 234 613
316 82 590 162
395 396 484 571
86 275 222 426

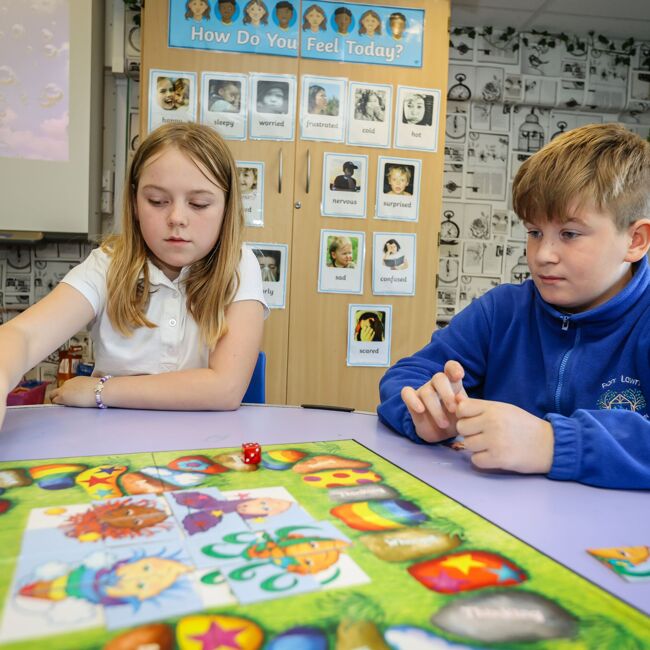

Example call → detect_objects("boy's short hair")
513 123 650 230
334 7 352 17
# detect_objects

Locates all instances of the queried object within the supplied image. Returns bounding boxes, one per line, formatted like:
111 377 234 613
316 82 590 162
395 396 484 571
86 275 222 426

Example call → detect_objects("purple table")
2 404 649 616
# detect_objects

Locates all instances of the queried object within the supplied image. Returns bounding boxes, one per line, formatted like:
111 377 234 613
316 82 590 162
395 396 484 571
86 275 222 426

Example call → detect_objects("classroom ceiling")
450 0 650 41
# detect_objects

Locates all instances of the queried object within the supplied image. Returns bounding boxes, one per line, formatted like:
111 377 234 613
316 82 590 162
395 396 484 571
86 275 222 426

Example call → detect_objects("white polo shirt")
62 246 268 376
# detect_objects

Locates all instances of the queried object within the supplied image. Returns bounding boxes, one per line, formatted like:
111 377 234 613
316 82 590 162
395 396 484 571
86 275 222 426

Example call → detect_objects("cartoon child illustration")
327 236 356 268
253 249 281 282
385 164 412 196
173 78 190 110
355 311 384 342
257 82 288 114
243 0 269 26
331 161 359 191
333 6 352 35
172 491 292 534
185 0 210 21
209 80 241 113
245 531 349 574
354 89 385 122
388 12 406 40
383 238 408 271
238 167 258 196
358 9 382 37
63 498 172 542
17 551 191 607
217 0 237 24
275 0 294 30
156 77 176 111
302 4 326 32
402 93 431 126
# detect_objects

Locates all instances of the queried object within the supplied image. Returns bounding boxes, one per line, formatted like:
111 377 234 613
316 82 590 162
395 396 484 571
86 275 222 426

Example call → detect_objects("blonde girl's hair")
513 122 650 230
102 122 243 349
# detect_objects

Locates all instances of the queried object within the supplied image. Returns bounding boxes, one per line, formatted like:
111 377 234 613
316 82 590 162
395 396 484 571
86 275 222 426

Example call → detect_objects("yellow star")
441 553 485 575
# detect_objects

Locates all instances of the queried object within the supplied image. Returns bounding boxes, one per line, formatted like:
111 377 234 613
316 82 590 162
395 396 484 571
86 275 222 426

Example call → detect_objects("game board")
0 439 647 649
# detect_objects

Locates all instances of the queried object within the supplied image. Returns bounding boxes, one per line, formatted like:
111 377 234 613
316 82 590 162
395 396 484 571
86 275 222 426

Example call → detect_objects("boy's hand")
401 360 468 443
50 376 98 408
455 398 554 474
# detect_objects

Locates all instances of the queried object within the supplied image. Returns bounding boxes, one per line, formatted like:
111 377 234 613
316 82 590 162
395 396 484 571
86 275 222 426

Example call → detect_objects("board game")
0 439 647 649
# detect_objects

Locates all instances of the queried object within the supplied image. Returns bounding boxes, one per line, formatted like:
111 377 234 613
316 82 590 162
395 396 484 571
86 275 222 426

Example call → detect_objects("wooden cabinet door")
140 4 299 404
286 0 450 411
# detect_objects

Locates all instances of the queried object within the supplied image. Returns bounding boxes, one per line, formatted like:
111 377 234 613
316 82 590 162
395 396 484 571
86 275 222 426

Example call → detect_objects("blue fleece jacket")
378 259 650 489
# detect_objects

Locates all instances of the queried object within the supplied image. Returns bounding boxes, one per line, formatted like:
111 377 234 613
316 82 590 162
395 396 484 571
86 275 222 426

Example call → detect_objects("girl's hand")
50 376 99 408
360 321 376 342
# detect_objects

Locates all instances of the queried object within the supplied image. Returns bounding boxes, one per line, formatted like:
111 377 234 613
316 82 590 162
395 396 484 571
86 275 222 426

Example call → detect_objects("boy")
217 0 236 24
275 1 294 30
378 123 650 489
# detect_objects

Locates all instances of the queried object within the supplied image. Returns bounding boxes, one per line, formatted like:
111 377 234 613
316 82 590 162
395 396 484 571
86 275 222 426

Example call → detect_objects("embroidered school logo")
597 389 647 415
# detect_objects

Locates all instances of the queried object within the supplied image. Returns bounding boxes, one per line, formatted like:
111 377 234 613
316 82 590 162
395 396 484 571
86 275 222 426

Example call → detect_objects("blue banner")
169 0 300 58
168 2 424 67
300 1 423 68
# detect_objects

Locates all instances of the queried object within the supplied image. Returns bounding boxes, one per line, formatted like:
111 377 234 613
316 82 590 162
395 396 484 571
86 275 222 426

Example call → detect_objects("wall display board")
142 0 447 411
300 1 424 68
168 0 300 57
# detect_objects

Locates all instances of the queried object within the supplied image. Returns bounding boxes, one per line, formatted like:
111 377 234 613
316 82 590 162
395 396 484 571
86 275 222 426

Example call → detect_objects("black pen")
301 403 355 413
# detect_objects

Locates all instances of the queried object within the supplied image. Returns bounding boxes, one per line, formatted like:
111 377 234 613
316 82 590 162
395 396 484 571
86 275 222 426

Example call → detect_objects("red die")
242 442 261 464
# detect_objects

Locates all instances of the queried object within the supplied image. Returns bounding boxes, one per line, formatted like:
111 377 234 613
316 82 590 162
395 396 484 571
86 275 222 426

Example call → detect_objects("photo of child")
253 248 280 282
209 79 241 113
355 310 385 342
402 92 433 126
256 81 289 114
156 76 176 111
354 89 386 122
382 238 408 270
331 161 360 191
238 166 258 196
383 164 414 195
243 0 269 26
307 84 339 116
173 78 190 110
302 4 327 32
327 235 356 268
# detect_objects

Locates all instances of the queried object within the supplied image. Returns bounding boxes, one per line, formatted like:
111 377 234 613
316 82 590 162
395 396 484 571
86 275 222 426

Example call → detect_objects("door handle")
278 148 283 194
306 149 311 194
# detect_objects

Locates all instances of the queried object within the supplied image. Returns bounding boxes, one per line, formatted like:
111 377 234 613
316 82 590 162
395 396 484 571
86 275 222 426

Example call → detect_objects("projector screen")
0 0 103 235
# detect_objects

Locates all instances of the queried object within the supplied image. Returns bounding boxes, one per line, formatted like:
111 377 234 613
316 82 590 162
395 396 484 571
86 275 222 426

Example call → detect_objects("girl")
354 89 385 122
383 238 408 271
156 77 176 111
243 0 269 26
184 0 211 21
355 311 384 342
0 123 267 431
302 4 326 32
358 10 382 37
308 85 328 114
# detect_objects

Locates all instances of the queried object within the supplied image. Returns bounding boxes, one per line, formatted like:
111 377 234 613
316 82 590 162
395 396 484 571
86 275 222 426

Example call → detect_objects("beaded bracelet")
94 375 113 409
